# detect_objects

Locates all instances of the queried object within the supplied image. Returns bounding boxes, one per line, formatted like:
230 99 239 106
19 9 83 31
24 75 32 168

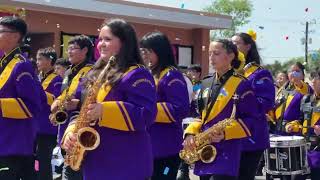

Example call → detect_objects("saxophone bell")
198 145 217 164
53 110 68 124
77 126 100 150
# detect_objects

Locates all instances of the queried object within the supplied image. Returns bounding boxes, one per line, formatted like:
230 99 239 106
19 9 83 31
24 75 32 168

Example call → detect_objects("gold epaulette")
233 72 248 80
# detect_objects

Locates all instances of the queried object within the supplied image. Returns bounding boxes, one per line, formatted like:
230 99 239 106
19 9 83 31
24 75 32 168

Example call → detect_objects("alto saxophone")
52 89 71 125
179 94 239 164
64 56 116 171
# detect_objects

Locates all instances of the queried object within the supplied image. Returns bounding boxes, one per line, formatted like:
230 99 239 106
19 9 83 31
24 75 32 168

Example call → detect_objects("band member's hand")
183 135 196 151
51 100 61 113
314 125 320 136
62 132 77 153
87 103 103 122
209 130 224 143
285 124 293 133
49 113 58 126
65 99 80 111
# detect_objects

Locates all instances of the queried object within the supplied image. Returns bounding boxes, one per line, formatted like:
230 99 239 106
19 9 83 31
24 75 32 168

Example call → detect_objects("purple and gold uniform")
269 82 305 134
286 94 320 178
0 48 42 156
241 63 275 151
149 66 189 158
64 66 157 180
57 61 92 142
38 70 62 135
185 70 259 176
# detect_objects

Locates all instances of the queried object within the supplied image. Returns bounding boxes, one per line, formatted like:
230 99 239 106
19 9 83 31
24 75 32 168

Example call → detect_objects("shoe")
176 170 190 180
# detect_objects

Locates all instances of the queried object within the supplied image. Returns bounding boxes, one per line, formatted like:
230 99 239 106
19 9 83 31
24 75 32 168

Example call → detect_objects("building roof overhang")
2 0 232 29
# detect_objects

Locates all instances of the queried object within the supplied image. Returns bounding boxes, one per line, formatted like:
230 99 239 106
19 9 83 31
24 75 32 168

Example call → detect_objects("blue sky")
128 0 320 64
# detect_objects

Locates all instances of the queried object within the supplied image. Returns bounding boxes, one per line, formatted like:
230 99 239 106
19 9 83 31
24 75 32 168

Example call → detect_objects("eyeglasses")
0 29 18 34
66 47 81 52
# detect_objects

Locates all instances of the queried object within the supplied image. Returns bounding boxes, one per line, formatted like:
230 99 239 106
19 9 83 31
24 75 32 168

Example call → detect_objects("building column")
192 28 210 77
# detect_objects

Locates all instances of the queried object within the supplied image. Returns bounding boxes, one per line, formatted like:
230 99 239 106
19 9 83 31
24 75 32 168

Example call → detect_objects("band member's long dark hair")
234 32 261 65
87 19 143 87
140 31 177 78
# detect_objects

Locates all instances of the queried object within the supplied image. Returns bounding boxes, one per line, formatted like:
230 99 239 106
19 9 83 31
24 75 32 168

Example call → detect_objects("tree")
204 0 253 39
263 52 320 77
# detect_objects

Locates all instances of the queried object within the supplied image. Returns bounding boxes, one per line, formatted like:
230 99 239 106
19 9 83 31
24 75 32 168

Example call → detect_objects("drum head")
270 136 306 147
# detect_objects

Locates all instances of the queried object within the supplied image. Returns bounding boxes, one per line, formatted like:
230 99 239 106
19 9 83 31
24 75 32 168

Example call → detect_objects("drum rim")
270 135 306 147
264 168 310 175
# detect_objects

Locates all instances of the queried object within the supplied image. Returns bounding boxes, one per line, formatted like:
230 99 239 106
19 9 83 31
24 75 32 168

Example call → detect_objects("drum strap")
276 91 289 132
301 94 315 141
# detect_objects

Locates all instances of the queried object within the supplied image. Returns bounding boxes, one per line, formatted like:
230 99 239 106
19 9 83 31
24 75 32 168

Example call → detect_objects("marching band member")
285 70 320 180
269 62 310 135
276 71 289 89
62 18 157 180
183 39 259 180
140 32 189 180
54 58 70 78
51 35 93 180
232 32 275 180
35 47 63 180
0 16 42 179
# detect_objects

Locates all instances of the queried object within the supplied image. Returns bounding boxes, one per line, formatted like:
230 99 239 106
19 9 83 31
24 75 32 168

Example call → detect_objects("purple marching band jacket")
57 61 92 143
184 69 259 177
285 94 320 169
0 47 42 156
268 81 310 135
63 65 157 180
149 66 189 158
37 70 63 135
241 63 275 151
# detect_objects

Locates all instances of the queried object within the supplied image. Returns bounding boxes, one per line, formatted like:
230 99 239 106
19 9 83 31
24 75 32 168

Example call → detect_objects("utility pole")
301 19 316 66
305 21 308 64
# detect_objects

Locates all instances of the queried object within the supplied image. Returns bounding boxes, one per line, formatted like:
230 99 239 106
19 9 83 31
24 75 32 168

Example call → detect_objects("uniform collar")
40 69 54 82
0 47 21 68
215 69 234 84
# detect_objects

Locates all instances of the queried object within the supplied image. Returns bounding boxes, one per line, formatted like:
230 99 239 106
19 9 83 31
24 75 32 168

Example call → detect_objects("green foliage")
204 0 253 39
263 50 320 77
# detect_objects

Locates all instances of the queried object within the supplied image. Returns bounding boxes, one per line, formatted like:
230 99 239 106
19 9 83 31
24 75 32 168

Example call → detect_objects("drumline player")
285 70 320 180
266 62 312 180
268 62 311 135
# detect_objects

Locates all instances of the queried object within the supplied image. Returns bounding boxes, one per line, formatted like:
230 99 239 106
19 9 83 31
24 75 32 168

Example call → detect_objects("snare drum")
264 135 310 175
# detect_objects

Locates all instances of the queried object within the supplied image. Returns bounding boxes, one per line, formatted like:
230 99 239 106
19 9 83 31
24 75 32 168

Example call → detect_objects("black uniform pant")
238 150 264 180
36 134 57 180
200 174 237 180
151 154 180 180
0 155 35 180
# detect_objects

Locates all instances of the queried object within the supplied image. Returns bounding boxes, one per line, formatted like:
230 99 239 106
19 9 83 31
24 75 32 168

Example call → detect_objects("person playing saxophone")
50 35 93 179
183 39 259 180
62 19 157 180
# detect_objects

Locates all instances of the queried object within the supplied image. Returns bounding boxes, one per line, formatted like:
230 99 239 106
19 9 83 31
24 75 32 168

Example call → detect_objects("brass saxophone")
52 89 71 125
64 56 116 171
179 94 239 164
